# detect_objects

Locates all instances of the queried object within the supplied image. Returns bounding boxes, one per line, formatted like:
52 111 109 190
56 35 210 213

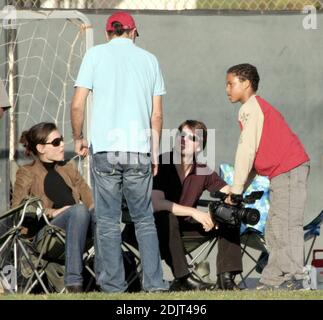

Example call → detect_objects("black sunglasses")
43 136 64 147
180 132 200 143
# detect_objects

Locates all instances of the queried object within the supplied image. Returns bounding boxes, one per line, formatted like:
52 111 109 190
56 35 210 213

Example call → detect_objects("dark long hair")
20 122 57 157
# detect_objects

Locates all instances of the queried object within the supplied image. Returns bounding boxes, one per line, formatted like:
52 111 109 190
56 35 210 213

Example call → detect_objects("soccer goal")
0 9 93 209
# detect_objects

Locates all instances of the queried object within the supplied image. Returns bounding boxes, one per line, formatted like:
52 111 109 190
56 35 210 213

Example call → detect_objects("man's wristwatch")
73 132 84 140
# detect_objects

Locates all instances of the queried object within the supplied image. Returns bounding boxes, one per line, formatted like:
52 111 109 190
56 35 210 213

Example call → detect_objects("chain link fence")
6 0 323 11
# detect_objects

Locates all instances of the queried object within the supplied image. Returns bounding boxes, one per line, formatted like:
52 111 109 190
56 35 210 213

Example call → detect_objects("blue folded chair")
219 164 270 287
303 210 323 264
219 163 270 236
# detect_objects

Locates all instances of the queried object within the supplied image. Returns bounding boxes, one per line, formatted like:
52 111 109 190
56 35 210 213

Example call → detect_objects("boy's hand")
225 193 239 206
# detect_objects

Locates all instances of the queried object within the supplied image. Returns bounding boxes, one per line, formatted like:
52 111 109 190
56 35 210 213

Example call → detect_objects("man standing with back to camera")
70 11 168 292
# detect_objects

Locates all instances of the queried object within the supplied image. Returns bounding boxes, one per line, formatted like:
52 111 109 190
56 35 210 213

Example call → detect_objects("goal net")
0 9 93 209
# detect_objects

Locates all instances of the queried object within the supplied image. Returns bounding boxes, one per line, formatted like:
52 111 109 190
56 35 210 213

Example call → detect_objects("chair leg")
25 270 47 294
185 238 218 283
16 237 50 294
122 242 142 292
83 252 97 292
238 264 257 288
187 238 217 268
237 248 260 288
239 232 269 289
304 236 316 265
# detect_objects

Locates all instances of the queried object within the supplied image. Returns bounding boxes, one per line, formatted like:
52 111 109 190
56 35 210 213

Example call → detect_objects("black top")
43 161 76 209
153 152 226 208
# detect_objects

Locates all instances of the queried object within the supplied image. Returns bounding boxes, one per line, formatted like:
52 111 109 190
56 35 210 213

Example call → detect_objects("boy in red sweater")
226 63 310 290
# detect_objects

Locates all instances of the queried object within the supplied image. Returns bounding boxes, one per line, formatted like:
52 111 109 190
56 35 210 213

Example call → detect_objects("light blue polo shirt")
75 38 166 154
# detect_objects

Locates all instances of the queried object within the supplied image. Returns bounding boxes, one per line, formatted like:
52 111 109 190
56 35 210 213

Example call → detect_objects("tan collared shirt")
231 95 264 194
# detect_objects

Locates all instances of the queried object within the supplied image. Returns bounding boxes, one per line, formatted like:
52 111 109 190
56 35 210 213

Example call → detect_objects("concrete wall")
87 12 323 265
86 11 323 224
0 10 322 276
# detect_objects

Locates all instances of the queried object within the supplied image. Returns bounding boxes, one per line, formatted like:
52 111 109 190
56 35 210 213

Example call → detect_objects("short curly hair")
227 63 260 92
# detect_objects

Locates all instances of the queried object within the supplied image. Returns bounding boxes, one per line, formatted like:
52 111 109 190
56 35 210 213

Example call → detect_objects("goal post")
0 9 93 210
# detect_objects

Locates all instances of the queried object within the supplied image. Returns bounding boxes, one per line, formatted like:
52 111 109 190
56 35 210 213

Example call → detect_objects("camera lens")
240 208 260 225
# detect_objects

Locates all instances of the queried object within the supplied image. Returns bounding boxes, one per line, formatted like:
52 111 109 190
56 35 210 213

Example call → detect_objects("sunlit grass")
1 290 323 300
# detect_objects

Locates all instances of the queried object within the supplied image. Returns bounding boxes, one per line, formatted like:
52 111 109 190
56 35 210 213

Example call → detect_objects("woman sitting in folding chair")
12 122 94 293
152 120 243 291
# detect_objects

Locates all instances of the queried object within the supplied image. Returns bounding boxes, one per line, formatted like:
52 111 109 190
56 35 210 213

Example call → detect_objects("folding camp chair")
237 209 323 288
121 198 218 286
0 197 51 293
304 210 323 265
219 163 270 288
182 199 218 283
0 197 95 294
182 234 218 283
28 217 95 294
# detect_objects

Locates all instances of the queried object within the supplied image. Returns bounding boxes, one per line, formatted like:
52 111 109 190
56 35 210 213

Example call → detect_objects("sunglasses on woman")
43 136 64 147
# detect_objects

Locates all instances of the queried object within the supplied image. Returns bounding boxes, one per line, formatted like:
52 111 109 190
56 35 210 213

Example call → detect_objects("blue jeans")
91 151 168 292
48 204 92 286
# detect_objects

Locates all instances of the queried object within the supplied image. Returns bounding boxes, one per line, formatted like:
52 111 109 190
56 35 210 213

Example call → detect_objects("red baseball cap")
106 11 139 36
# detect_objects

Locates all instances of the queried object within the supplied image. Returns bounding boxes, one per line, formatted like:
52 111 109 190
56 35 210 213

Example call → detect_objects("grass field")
1 290 323 300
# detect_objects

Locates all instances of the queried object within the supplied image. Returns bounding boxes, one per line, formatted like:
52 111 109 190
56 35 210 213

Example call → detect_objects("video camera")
208 191 263 226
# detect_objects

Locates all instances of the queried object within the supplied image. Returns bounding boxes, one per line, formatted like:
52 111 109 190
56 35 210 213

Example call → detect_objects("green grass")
1 290 323 300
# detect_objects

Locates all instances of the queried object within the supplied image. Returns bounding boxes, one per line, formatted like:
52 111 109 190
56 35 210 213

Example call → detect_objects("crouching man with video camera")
152 120 243 291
